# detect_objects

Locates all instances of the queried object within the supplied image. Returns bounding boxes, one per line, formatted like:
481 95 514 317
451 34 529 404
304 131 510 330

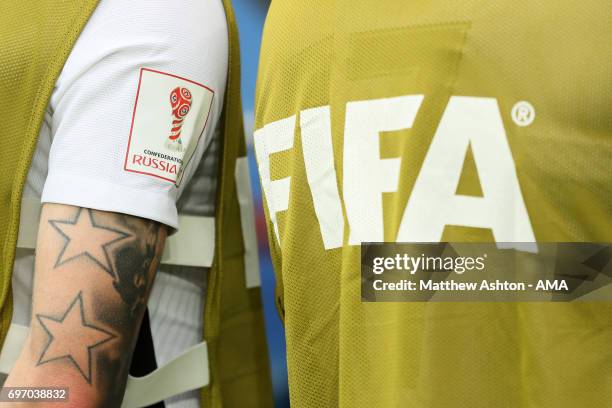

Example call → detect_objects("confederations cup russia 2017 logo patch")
166 86 193 151
124 68 214 186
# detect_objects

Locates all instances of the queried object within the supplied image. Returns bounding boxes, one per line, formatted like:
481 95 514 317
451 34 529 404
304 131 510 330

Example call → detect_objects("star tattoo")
36 292 116 384
49 208 131 278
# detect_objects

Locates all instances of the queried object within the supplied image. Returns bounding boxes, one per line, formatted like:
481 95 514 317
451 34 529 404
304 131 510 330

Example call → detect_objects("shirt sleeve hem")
41 173 179 230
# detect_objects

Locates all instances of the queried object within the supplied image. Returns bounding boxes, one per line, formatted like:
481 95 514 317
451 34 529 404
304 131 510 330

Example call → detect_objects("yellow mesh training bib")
254 1 612 407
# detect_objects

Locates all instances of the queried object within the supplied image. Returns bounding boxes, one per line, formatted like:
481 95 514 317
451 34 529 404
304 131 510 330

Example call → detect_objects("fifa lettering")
396 97 536 252
301 106 345 249
254 96 536 250
253 116 296 244
344 95 423 245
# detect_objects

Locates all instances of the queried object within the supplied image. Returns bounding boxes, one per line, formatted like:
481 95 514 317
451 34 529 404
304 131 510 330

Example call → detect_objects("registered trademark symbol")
511 101 535 127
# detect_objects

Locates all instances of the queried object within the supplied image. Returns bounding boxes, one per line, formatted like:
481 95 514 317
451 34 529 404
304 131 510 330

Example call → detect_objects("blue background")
233 1 291 406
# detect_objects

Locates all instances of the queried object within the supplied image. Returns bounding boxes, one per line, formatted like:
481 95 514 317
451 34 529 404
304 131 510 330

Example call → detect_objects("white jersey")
11 0 228 406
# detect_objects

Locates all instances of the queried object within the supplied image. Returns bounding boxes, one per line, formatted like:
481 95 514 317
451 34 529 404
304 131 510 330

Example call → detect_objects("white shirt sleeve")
41 0 228 230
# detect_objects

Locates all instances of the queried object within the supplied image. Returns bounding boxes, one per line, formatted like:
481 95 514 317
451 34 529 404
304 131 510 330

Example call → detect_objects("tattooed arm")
1 203 167 408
